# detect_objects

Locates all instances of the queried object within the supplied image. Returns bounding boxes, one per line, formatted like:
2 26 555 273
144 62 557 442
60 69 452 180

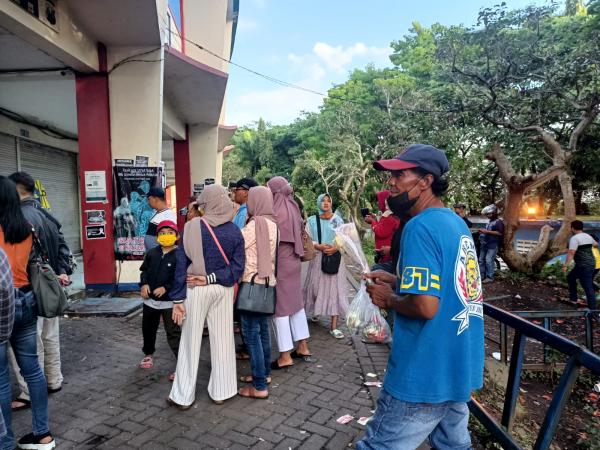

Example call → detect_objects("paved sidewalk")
10 313 392 449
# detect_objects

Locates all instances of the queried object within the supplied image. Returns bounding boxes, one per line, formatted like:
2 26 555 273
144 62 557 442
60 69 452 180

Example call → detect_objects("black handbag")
236 230 279 315
316 216 341 275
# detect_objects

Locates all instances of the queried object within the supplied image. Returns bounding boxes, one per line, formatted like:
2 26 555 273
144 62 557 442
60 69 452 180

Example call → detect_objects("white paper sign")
84 171 107 203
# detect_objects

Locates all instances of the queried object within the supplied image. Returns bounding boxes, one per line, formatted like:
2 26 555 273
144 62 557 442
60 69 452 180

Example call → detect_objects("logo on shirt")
452 235 483 335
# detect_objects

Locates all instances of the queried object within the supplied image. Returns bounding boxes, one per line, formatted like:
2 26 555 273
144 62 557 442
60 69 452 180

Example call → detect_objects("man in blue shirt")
232 178 259 229
357 144 484 450
479 204 504 283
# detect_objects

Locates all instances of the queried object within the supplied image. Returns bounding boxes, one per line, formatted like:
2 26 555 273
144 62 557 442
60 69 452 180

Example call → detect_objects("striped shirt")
0 247 15 345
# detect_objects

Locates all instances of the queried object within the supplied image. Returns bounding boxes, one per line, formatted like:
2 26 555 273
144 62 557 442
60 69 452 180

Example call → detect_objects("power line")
160 20 456 114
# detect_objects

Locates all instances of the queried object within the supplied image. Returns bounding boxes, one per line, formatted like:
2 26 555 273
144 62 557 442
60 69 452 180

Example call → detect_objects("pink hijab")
267 176 304 258
247 186 277 279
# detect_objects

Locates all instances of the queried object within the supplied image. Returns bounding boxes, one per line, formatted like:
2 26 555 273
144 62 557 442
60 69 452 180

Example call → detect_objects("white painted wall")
0 72 77 136
108 46 164 165
183 0 229 73
189 123 219 186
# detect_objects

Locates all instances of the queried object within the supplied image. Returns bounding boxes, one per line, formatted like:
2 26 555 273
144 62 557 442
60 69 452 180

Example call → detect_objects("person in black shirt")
139 220 180 380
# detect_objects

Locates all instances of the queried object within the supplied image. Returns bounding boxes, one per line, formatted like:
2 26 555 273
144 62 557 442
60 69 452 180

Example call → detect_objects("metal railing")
486 307 598 370
469 303 600 450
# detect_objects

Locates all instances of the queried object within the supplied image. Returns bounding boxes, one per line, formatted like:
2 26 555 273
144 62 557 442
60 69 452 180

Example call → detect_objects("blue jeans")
568 266 597 309
240 314 271 391
0 289 49 450
356 388 471 450
478 245 498 280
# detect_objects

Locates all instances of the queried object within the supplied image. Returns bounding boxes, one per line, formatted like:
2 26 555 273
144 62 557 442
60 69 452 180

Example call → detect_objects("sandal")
290 350 313 360
11 397 31 411
168 372 176 382
139 355 154 369
270 360 294 370
239 375 272 385
238 386 269 399
330 329 345 339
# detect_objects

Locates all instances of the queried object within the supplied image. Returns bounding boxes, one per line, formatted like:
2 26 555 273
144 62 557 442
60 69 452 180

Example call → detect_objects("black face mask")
387 177 423 218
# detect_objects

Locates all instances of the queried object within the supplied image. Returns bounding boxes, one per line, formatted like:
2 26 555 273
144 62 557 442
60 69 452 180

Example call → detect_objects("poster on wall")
84 171 107 203
112 166 161 260
86 225 106 240
85 210 106 225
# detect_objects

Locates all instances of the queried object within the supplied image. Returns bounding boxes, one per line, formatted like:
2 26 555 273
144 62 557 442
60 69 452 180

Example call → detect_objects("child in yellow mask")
139 220 181 380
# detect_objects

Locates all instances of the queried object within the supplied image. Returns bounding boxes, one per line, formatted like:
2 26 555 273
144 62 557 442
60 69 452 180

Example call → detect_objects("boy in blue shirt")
357 144 484 450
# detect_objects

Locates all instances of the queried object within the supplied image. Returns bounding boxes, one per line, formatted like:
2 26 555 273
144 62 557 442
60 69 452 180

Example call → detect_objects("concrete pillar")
189 123 219 187
108 46 165 284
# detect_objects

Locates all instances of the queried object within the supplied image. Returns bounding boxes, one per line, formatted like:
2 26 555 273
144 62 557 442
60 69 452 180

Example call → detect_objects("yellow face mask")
157 234 178 247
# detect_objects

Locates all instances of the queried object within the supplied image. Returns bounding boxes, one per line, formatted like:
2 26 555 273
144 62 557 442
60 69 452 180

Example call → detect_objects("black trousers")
142 304 181 357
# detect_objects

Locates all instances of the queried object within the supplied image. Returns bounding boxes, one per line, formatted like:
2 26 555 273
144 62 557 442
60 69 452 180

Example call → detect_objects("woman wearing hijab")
237 187 278 399
167 185 245 409
267 177 311 369
303 194 349 339
365 190 401 274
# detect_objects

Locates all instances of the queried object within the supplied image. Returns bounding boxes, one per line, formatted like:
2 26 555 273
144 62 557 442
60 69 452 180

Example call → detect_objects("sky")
226 0 548 127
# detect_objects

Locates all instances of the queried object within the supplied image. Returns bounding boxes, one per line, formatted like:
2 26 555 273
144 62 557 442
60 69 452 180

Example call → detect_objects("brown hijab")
267 176 304 257
247 186 277 279
184 184 235 276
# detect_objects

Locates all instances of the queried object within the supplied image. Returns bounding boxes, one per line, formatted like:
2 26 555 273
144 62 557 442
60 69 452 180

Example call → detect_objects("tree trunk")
499 183 531 272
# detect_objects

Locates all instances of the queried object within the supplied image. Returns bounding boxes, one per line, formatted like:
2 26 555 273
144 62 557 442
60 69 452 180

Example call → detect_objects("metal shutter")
19 140 82 253
0 133 17 176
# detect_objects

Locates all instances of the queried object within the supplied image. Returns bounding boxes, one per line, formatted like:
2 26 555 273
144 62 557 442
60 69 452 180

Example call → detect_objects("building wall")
108 46 164 166
0 0 98 71
183 0 229 72
189 123 219 186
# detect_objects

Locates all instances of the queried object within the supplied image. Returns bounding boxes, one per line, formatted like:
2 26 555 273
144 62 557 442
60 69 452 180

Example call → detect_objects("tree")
390 3 600 272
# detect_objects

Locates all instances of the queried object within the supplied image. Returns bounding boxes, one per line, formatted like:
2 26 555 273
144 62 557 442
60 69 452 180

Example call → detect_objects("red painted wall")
173 130 191 231
75 48 116 285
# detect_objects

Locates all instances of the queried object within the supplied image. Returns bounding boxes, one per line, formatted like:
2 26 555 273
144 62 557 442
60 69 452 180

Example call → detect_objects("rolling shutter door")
20 140 82 253
0 133 17 176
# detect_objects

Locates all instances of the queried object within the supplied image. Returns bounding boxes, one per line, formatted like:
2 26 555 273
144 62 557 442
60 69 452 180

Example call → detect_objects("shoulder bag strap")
28 224 49 263
200 218 230 266
316 216 322 244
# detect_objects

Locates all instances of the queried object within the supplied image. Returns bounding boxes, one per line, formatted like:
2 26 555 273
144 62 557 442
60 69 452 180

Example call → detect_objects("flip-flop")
239 375 272 384
168 372 176 382
238 386 269 400
270 360 294 370
236 352 250 360
165 397 193 411
139 356 154 369
290 350 313 360
330 329 345 339
47 386 62 394
11 397 31 411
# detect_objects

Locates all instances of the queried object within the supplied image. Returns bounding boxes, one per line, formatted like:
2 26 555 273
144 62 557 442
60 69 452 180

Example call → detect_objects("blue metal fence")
469 303 600 450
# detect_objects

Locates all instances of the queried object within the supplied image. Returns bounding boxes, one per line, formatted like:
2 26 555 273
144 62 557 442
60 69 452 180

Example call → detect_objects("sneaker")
17 432 55 450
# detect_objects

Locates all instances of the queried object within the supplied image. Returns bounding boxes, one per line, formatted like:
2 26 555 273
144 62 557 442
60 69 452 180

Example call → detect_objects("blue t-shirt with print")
384 208 484 403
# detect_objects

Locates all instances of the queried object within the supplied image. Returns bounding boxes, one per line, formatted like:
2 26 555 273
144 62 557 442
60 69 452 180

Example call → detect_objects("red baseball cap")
157 220 178 233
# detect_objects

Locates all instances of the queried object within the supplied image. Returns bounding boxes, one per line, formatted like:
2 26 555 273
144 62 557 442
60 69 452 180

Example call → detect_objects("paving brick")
251 427 285 444
300 421 337 438
299 434 329 450
10 313 384 450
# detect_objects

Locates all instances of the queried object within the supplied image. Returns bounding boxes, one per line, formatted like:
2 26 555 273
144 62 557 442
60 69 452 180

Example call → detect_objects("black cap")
147 187 165 199
235 178 259 190
373 144 449 178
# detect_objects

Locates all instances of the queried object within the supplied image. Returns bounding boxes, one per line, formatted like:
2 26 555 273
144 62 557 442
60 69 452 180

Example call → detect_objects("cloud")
237 18 259 32
312 42 391 73
228 41 392 126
